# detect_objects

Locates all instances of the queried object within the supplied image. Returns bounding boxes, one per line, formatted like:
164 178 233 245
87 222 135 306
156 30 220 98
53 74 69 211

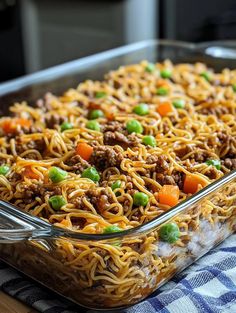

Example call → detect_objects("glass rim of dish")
36 169 236 240
1 38 236 94
1 169 235 241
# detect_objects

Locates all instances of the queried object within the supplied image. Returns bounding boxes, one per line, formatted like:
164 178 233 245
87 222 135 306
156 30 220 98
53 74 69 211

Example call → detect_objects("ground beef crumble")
102 121 125 133
44 114 66 129
104 131 139 148
17 125 42 135
90 146 123 170
146 155 185 188
65 154 89 174
22 183 61 199
146 155 169 173
15 138 46 155
86 188 114 213
102 121 139 148
200 105 230 117
222 158 236 170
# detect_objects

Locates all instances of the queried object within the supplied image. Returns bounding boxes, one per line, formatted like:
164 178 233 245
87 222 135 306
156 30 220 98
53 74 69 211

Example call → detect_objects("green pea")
145 63 155 73
111 180 122 191
60 122 73 132
142 135 156 147
81 167 100 182
172 99 185 109
156 87 168 96
133 192 149 207
89 109 104 120
232 84 236 92
95 91 107 98
126 119 143 134
160 69 172 79
86 120 100 131
205 159 221 170
159 222 180 244
49 195 67 210
103 225 122 234
133 103 149 116
200 71 211 82
0 165 10 176
48 167 67 183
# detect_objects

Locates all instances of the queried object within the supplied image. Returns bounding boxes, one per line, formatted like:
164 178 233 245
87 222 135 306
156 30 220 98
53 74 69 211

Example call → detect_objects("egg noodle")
0 60 235 308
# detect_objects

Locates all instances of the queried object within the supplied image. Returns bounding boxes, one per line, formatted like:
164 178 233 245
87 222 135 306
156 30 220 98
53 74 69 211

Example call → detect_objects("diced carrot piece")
89 102 100 110
183 174 207 194
105 111 115 121
158 185 180 207
15 118 32 128
23 166 40 179
59 219 71 227
157 79 169 87
76 142 94 161
157 101 173 117
1 119 13 133
1 118 31 134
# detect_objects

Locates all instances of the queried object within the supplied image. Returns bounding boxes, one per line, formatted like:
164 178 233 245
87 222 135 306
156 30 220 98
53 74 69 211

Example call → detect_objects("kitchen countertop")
0 291 38 313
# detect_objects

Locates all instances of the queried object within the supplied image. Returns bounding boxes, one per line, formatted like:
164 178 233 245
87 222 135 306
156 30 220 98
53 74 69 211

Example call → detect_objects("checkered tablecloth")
0 234 235 313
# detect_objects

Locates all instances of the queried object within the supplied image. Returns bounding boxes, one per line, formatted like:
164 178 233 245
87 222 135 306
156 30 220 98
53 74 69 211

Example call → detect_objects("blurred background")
1 0 236 83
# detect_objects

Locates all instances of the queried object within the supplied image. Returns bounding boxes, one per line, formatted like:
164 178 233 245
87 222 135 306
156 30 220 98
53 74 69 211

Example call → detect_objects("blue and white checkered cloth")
124 234 236 313
0 234 235 313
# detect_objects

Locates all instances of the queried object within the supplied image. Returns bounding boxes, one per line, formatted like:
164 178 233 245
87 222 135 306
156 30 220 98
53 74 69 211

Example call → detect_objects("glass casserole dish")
0 40 235 310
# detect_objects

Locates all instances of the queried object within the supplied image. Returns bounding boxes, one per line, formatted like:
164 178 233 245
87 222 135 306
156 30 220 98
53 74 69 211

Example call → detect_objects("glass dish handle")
0 200 53 243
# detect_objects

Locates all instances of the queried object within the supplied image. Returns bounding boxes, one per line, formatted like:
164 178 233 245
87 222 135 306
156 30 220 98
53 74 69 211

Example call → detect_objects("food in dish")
0 60 235 308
